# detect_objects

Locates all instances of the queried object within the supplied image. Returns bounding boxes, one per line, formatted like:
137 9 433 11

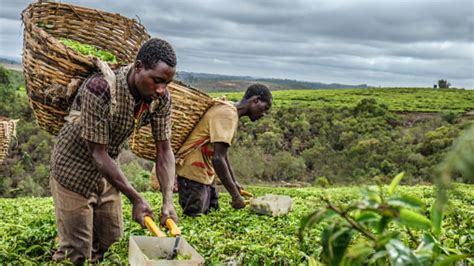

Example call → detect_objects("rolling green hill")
175 71 367 92
210 88 474 113
1 65 474 198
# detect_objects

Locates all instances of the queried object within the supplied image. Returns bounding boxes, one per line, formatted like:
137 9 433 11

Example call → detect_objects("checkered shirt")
51 65 172 197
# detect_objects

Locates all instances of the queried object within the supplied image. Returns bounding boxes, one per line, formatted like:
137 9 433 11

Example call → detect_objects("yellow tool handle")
165 218 181 236
244 199 251 205
240 189 254 197
144 216 166 238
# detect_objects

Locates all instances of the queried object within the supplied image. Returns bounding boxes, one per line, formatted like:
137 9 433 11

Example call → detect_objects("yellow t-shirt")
176 102 238 185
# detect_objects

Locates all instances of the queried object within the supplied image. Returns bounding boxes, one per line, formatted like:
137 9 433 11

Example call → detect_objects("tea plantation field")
210 88 474 113
1 185 472 264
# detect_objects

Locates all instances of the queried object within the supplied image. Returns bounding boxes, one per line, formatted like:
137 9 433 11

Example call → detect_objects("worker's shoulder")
84 73 110 97
206 101 237 117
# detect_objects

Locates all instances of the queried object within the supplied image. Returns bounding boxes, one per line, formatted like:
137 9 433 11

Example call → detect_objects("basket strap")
175 136 210 166
64 59 118 124
64 110 81 124
62 75 100 124
151 100 231 188
212 97 234 108
94 59 117 116
174 100 232 165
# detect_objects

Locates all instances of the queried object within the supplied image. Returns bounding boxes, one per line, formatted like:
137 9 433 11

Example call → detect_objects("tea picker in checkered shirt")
49 38 178 264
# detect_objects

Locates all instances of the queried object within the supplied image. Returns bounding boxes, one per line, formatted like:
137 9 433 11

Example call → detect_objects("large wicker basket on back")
22 1 149 135
22 2 215 160
130 81 215 160
0 118 18 164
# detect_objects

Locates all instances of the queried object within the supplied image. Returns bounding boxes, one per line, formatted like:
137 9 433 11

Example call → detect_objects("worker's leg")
91 178 123 262
50 176 96 265
177 176 210 216
209 184 219 211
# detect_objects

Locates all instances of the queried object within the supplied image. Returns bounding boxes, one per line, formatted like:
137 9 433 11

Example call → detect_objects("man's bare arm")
225 152 242 190
213 142 245 209
85 140 153 227
155 139 178 224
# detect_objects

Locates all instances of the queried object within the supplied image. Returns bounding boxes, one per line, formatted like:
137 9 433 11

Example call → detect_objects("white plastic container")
128 236 204 266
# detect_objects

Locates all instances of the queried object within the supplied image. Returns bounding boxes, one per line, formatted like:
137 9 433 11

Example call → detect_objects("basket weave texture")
22 2 215 160
0 118 18 164
130 80 215 160
22 1 149 135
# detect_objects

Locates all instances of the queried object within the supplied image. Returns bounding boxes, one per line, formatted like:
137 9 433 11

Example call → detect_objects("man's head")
242 83 272 121
132 38 177 101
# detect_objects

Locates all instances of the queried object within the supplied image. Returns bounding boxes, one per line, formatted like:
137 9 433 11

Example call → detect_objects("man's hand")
231 195 246 209
213 142 244 209
154 140 178 224
235 181 243 191
160 202 178 226
172 177 179 193
132 197 154 228
85 140 154 228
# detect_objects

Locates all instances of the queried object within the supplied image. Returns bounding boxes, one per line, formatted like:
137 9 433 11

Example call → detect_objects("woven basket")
129 81 215 160
0 118 18 164
22 1 149 135
22 2 216 161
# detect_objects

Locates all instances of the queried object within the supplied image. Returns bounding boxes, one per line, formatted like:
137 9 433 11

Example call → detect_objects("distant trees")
438 79 451 89
0 66 9 85
1 65 470 197
229 99 467 185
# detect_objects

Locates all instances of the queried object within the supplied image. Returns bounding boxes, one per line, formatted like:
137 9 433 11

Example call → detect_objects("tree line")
0 66 470 197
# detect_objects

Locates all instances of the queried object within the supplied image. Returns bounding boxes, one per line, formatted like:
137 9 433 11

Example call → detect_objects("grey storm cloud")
0 0 473 87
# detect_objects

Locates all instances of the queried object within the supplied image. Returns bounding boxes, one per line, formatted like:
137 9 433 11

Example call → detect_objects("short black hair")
136 38 177 69
243 83 272 105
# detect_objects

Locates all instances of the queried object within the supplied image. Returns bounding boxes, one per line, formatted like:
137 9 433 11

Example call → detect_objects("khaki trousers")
50 177 123 265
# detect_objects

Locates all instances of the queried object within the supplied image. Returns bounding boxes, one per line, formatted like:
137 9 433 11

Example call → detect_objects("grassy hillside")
1 65 474 198
175 71 367 92
0 185 472 264
210 88 474 113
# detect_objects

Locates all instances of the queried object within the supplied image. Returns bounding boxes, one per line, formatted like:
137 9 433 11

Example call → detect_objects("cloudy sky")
1 0 473 87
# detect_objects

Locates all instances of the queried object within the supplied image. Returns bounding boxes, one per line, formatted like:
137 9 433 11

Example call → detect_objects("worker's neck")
235 100 249 118
127 68 142 103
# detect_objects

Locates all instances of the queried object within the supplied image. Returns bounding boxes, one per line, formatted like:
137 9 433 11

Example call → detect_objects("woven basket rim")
22 1 149 69
21 2 217 161
171 79 212 98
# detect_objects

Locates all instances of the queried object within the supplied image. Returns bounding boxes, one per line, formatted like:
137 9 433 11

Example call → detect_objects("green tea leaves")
388 172 405 196
59 38 118 64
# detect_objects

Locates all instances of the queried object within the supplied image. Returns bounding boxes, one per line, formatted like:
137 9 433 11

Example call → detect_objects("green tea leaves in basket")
59 38 118 64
